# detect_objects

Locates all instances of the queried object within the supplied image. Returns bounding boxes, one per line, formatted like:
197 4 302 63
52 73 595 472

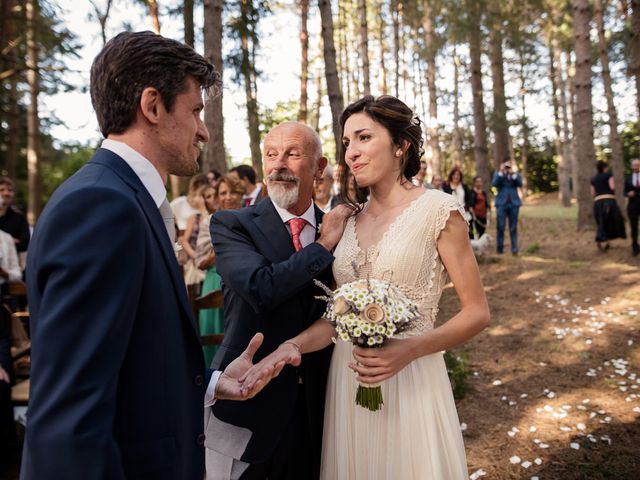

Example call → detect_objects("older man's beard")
266 172 301 210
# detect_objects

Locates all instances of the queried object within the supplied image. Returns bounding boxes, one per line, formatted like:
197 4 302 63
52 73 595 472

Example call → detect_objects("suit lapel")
251 198 296 262
89 150 199 336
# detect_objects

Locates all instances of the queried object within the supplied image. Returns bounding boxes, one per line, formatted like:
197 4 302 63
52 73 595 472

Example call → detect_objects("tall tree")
184 0 194 47
1 0 19 179
595 0 625 209
631 0 640 126
572 0 597 229
422 0 442 176
451 48 464 166
26 0 41 224
147 0 161 33
488 0 510 169
358 0 371 94
89 0 113 46
376 0 388 94
467 1 490 187
299 0 309 123
549 39 572 206
391 0 400 96
203 0 226 173
319 0 345 154
229 0 268 179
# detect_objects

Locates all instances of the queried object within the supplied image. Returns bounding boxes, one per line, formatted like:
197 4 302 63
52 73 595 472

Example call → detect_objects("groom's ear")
139 87 161 126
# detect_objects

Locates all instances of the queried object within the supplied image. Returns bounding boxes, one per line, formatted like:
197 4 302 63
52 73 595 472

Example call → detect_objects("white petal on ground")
521 461 532 469
534 458 542 465
493 380 503 386
570 442 580 450
510 456 522 464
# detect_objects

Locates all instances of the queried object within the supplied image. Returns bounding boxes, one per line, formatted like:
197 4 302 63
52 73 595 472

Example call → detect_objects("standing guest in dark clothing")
591 160 626 251
0 177 30 255
492 160 522 254
470 175 490 238
624 158 640 256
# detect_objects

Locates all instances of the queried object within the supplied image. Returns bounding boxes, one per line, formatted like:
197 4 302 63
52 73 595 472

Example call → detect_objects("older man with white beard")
204 122 351 480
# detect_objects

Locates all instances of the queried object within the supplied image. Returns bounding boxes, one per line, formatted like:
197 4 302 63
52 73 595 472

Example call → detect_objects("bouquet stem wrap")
356 384 384 411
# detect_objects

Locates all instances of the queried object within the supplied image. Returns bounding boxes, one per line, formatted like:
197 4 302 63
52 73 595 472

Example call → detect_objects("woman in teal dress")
195 175 245 366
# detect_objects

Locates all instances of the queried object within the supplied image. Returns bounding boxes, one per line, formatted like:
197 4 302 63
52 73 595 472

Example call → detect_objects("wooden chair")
194 289 224 346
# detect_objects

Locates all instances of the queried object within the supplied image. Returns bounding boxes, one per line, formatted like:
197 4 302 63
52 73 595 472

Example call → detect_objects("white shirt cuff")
204 370 222 407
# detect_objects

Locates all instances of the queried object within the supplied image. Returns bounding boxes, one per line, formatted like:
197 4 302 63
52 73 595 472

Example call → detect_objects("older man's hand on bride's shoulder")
214 333 288 401
316 204 354 251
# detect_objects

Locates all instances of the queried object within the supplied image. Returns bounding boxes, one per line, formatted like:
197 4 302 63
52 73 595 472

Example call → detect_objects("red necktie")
244 198 252 207
287 218 307 252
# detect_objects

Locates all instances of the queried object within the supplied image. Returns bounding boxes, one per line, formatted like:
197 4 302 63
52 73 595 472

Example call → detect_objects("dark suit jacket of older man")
206 198 334 476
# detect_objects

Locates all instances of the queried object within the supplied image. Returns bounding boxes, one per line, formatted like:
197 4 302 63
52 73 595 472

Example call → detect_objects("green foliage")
517 139 557 193
258 99 299 139
444 350 472 400
40 143 93 203
525 242 540 253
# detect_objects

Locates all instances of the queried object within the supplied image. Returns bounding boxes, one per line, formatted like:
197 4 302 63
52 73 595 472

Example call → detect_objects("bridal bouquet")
315 278 419 411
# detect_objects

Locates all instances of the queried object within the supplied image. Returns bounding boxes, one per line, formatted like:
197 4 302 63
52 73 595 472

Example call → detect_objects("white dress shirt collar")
101 139 167 208
272 200 317 228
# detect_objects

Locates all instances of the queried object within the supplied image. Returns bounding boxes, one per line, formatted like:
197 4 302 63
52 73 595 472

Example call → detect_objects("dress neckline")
352 190 428 254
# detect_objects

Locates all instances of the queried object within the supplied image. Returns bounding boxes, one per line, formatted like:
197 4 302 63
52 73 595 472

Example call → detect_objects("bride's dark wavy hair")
337 95 424 209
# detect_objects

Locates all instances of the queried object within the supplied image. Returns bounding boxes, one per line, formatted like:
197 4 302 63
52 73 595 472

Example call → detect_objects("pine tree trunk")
240 0 262 179
299 0 309 123
469 16 490 188
4 0 18 179
377 0 388 95
313 69 322 132
631 0 640 125
338 0 350 102
488 2 510 169
567 50 579 201
358 0 371 95
391 1 400 97
423 0 441 176
558 50 574 201
518 48 529 198
203 0 226 174
572 0 597 230
452 49 463 167
595 0 625 210
184 0 194 46
148 0 161 33
549 40 571 206
319 0 345 155
26 0 41 225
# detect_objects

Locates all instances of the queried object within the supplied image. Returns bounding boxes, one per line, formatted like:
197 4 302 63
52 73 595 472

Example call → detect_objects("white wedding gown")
320 190 469 480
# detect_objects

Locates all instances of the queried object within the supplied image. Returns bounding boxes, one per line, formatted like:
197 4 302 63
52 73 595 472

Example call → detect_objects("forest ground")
445 193 640 479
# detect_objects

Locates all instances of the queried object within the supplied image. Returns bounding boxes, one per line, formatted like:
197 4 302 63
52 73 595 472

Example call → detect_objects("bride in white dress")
244 95 489 479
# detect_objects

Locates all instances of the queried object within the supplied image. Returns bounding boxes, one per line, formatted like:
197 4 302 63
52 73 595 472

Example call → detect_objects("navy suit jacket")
492 172 523 207
625 173 640 210
206 198 334 467
21 149 207 479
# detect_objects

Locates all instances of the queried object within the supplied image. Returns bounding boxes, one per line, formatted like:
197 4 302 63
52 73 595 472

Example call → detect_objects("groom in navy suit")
205 122 350 479
21 32 280 480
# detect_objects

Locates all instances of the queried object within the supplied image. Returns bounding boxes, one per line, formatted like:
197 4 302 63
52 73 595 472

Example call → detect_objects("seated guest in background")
412 160 428 186
230 164 265 207
0 177 30 269
427 173 443 191
207 169 222 189
180 185 209 291
171 173 209 237
591 160 626 251
470 175 490 239
196 175 245 367
0 300 14 473
314 166 339 213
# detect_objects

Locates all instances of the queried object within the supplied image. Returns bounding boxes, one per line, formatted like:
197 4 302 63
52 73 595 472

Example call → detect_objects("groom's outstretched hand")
215 333 286 401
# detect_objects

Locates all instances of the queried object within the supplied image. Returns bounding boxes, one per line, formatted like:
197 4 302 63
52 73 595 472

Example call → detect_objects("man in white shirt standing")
21 31 281 480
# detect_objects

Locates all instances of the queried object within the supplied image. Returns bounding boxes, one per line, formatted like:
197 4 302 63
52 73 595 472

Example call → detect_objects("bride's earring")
396 149 402 157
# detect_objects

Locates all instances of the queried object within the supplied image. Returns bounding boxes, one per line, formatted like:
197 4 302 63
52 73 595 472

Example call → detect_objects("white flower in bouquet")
314 277 420 411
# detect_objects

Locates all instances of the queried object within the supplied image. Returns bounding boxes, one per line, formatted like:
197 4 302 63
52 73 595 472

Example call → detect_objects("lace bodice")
332 189 465 335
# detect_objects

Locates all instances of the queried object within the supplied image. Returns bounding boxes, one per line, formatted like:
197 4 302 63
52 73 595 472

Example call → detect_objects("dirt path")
439 194 640 479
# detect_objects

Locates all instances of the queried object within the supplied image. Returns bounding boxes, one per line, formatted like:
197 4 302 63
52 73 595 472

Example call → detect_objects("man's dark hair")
209 169 222 180
0 176 15 189
230 165 257 185
596 160 608 173
90 31 222 137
